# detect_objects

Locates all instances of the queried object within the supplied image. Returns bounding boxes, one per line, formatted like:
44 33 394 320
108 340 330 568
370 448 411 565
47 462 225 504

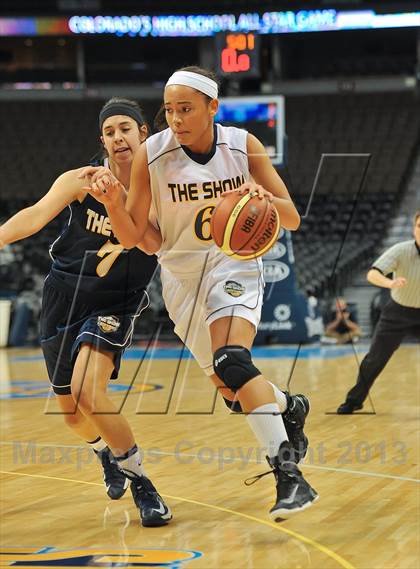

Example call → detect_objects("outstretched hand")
221 181 274 202
78 166 125 207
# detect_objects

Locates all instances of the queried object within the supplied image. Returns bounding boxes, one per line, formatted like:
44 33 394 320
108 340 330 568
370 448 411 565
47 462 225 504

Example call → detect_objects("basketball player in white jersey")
82 67 318 520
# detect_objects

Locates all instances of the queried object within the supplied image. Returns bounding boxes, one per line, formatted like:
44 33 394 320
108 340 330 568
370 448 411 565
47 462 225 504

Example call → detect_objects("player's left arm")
247 133 300 231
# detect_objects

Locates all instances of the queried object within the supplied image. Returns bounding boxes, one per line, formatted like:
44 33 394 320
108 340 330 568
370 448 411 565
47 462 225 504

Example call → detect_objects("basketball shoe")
130 476 172 527
96 448 129 500
283 393 310 463
246 441 318 520
268 442 319 520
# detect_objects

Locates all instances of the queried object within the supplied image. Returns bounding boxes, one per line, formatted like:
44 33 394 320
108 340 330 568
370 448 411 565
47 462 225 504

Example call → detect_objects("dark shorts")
40 276 149 395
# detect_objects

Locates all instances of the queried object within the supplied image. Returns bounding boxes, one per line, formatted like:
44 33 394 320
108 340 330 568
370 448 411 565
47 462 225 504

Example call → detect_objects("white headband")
165 71 218 100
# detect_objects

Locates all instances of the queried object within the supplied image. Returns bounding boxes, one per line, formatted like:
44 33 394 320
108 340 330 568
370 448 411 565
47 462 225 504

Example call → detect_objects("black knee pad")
213 345 261 392
223 397 243 413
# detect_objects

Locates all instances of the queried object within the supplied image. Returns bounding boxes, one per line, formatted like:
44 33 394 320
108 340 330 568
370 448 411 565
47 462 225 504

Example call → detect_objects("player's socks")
246 403 288 457
88 436 107 453
114 445 147 480
88 437 129 500
226 390 309 462
268 383 288 412
114 444 172 526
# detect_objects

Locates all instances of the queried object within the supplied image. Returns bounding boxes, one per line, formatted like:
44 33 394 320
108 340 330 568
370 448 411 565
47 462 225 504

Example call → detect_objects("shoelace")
244 468 275 486
244 462 298 486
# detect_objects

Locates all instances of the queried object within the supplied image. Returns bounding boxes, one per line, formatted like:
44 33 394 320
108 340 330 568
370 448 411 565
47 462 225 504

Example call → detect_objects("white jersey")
147 123 250 277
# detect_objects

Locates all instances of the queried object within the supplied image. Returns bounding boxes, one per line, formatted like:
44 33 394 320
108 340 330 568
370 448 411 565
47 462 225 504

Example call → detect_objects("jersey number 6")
194 205 215 242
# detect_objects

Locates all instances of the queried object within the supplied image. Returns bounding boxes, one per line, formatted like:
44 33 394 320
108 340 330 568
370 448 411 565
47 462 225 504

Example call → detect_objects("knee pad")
223 397 243 413
213 345 261 392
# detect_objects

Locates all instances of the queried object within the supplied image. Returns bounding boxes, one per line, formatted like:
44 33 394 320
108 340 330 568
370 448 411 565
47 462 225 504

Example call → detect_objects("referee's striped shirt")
371 240 420 308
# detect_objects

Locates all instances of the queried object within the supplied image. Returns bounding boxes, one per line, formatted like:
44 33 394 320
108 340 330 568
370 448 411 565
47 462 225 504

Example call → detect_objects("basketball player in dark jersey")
0 98 172 527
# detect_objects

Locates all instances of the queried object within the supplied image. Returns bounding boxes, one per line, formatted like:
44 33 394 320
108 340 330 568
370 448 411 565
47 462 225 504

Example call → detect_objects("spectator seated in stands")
322 297 362 344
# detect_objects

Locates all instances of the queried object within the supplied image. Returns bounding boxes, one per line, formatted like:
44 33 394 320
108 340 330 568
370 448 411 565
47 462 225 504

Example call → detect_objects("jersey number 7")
96 240 124 277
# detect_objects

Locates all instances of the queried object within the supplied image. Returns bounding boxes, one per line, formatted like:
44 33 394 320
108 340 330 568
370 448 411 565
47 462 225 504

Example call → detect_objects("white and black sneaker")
96 448 129 500
283 393 310 463
130 476 172 527
245 441 318 521
268 442 318 520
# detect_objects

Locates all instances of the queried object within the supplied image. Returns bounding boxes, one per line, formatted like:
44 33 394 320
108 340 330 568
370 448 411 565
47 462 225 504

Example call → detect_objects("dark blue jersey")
49 167 157 302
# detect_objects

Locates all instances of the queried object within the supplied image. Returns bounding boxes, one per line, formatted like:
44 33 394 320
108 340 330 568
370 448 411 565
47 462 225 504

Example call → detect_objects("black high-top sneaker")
245 441 318 521
268 441 318 520
96 448 129 500
130 476 172 527
283 393 310 463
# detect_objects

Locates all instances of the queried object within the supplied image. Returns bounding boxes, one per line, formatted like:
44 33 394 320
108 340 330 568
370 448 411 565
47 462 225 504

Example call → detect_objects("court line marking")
1 441 419 484
0 469 354 569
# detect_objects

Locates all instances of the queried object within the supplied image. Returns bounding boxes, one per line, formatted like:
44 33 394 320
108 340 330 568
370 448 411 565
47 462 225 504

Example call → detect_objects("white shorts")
160 251 264 375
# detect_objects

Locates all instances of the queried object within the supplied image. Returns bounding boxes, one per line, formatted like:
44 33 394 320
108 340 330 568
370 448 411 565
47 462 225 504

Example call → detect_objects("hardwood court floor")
0 343 419 569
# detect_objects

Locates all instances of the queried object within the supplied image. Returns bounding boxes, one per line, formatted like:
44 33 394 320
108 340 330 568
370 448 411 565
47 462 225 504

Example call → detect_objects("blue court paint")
12 343 372 363
0 380 163 399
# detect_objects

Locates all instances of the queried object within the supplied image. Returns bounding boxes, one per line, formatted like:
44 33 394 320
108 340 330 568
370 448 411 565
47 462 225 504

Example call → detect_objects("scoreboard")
215 32 261 77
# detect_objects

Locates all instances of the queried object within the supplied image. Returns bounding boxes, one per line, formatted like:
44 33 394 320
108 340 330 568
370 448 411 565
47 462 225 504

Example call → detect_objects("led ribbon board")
0 10 419 37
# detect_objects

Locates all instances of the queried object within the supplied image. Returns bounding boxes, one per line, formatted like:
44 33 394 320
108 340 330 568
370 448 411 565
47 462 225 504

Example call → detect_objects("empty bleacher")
0 99 158 200
280 91 420 296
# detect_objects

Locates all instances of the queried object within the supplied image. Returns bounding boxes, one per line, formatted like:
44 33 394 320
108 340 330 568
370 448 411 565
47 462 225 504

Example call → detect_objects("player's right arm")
0 169 87 248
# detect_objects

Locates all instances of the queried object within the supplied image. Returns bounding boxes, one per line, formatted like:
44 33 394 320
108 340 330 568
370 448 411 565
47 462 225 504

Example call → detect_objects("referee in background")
337 210 420 414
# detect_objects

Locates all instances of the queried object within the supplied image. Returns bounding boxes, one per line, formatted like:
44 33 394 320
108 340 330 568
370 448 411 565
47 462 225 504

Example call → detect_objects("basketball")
210 191 281 260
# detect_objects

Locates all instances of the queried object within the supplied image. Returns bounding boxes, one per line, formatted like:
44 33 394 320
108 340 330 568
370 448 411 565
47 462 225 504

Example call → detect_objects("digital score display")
215 32 260 77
